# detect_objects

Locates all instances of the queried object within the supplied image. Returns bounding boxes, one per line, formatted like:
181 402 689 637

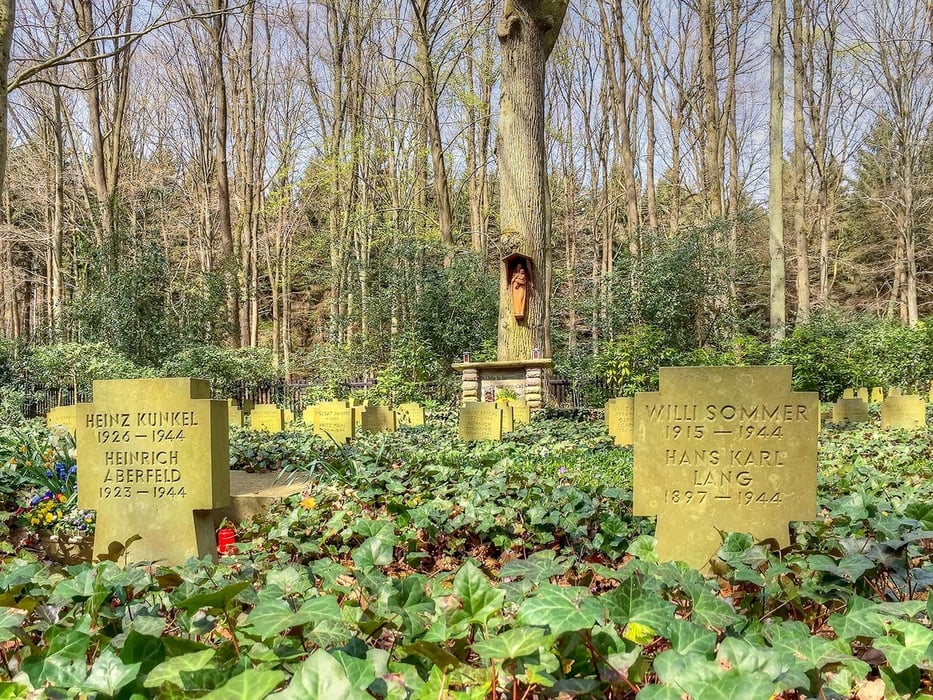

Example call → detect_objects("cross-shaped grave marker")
77 378 229 565
634 366 818 570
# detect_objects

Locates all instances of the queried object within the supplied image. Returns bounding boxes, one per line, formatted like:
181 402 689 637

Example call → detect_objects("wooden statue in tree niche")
510 263 528 321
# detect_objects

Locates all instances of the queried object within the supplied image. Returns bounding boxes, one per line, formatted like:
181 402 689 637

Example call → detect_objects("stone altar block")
77 378 229 565
452 359 553 410
634 366 818 571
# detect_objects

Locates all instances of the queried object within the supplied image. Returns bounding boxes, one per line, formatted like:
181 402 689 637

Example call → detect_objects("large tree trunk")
791 0 810 322
0 0 12 213
769 0 786 341
495 0 568 360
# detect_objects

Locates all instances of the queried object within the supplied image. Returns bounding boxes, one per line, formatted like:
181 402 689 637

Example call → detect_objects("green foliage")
772 315 856 399
17 342 148 393
594 326 684 395
161 346 280 396
1 417 931 697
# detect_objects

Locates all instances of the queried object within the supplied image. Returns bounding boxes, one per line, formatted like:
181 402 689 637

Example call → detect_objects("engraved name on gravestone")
459 402 503 441
511 400 531 426
634 366 818 570
47 405 78 434
250 404 284 432
313 404 355 443
832 398 869 425
880 395 926 430
397 403 425 427
606 397 635 447
361 406 396 434
77 378 229 564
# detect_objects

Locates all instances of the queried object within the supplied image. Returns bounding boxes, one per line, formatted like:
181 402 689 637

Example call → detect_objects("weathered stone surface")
832 398 869 425
857 387 869 401
842 388 855 399
634 366 818 572
301 405 317 426
459 402 502 441
397 403 425 427
511 401 531 425
880 395 926 430
250 404 285 432
869 387 884 403
606 397 635 447
76 378 229 565
314 404 355 443
47 405 78 434
361 406 396 433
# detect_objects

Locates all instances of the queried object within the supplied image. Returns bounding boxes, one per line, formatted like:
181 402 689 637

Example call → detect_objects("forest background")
1 0 933 411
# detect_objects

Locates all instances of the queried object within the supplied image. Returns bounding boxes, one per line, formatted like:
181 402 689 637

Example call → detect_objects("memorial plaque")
361 406 396 433
76 378 229 565
606 397 635 447
880 395 926 430
397 403 425 426
250 404 285 432
47 405 78 434
227 400 243 427
511 401 531 426
857 387 869 401
301 404 317 426
869 387 884 403
634 366 818 571
314 405 355 443
842 388 855 399
459 402 503 441
832 398 869 425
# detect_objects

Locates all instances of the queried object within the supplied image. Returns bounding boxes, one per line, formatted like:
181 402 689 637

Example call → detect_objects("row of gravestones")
457 400 532 440
246 401 426 442
50 367 897 573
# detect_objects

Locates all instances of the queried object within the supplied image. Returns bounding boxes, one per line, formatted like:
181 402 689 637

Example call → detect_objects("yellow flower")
45 513 55 523
24 461 31 467
300 497 316 510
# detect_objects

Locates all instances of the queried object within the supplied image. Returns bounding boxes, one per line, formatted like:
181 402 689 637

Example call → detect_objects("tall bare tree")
495 0 569 360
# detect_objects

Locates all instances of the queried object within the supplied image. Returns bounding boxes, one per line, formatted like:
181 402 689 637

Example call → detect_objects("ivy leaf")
244 599 299 640
201 669 286 699
453 562 504 626
351 534 396 570
829 607 885 640
517 584 604 636
388 575 435 636
687 669 776 700
636 686 684 700
604 577 676 632
81 649 141 696
472 626 552 660
836 553 875 581
690 591 741 629
174 582 250 613
0 608 26 643
668 620 716 656
143 649 216 689
329 650 376 691
275 649 369 700
872 620 933 673
500 551 571 583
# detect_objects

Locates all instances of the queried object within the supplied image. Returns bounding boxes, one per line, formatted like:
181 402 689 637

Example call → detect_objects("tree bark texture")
769 0 786 341
495 0 568 360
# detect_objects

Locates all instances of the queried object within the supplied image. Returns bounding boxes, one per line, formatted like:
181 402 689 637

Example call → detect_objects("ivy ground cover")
0 413 930 698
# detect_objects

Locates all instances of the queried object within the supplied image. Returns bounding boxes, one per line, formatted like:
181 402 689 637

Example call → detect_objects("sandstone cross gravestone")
857 387 869 401
47 405 78 434
250 404 285 432
634 366 818 570
510 400 531 426
842 388 855 399
459 401 503 441
361 406 396 433
313 403 355 443
397 403 425 427
832 398 869 425
869 387 884 403
606 397 635 447
880 395 926 430
76 378 229 564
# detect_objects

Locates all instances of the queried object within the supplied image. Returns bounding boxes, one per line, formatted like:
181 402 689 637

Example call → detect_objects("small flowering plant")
1 424 93 536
